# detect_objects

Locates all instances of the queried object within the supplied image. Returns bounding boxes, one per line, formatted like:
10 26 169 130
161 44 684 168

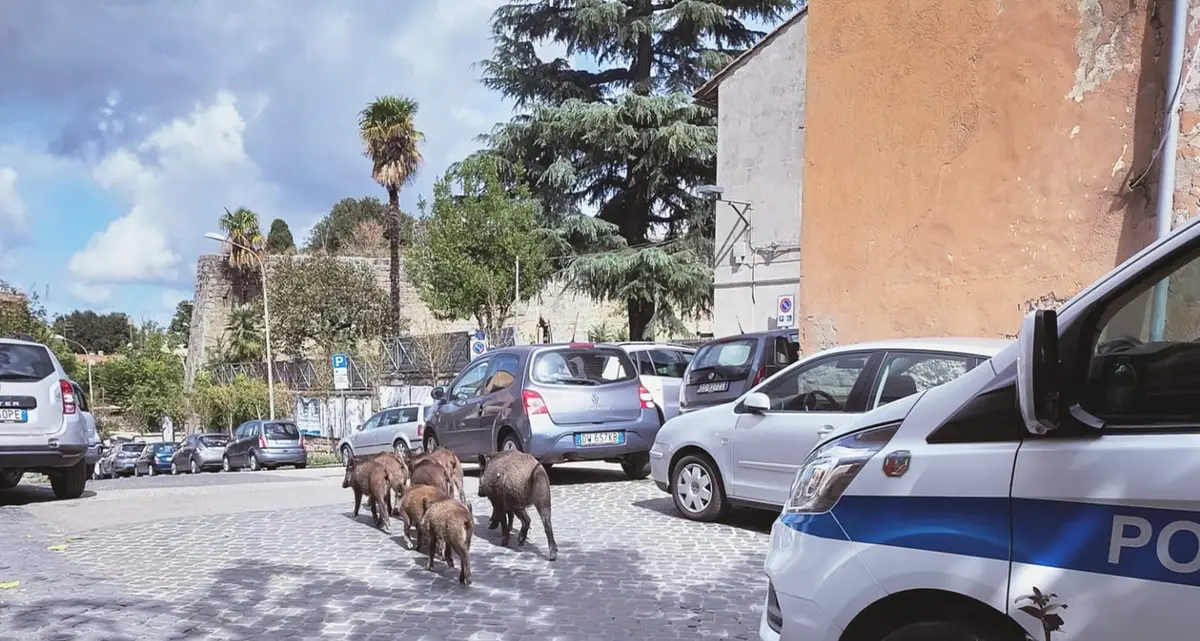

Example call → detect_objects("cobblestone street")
0 465 774 640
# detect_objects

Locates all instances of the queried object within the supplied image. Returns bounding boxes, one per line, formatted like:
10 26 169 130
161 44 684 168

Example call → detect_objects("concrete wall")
797 0 1192 352
712 15 807 337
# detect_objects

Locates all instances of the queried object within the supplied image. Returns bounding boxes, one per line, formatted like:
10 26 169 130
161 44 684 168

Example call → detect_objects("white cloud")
69 282 113 305
67 90 280 286
0 166 29 238
159 287 191 310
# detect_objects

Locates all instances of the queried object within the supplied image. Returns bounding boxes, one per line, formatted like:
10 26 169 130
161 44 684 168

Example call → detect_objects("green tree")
190 370 291 433
0 281 81 379
167 299 193 348
94 327 185 428
265 218 296 254
359 96 424 334
51 309 133 355
268 256 391 359
221 303 264 363
218 207 264 270
407 158 552 337
305 197 415 255
478 0 796 339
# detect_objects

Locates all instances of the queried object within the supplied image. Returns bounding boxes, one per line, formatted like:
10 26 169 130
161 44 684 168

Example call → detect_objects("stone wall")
184 253 711 387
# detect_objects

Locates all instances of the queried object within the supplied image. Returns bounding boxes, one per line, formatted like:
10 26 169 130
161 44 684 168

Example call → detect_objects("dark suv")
223 419 306 471
678 329 800 414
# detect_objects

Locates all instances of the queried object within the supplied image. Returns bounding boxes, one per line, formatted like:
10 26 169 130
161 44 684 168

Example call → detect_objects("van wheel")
500 433 522 452
881 621 1004 641
621 452 651 480
671 454 728 522
50 461 87 500
0 469 22 489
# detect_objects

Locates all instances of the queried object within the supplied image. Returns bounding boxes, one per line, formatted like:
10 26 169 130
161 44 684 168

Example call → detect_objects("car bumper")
526 415 661 463
85 444 103 465
256 448 307 466
151 459 173 471
194 453 224 468
649 441 671 491
113 460 137 473
0 444 88 469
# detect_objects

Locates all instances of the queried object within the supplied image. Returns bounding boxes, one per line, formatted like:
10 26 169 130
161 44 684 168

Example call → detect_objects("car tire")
149 465 157 477
340 445 353 466
670 454 728 522
881 621 1003 641
499 433 522 453
50 461 87 500
171 462 179 475
85 466 94 481
134 466 141 478
0 468 22 489
249 453 261 471
222 456 233 472
621 452 651 480
295 463 307 470
393 439 409 456
424 431 439 452
190 458 201 474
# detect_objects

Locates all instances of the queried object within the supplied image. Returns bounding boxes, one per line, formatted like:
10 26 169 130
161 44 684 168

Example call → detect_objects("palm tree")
222 304 264 363
358 96 424 334
218 207 265 271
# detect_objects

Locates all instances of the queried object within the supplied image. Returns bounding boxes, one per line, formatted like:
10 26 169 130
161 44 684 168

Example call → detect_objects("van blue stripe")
780 496 1200 588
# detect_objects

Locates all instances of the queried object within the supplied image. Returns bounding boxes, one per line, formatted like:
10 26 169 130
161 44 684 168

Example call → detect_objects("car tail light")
522 389 548 415
751 366 768 387
258 434 267 449
568 342 594 348
637 385 656 410
299 434 306 449
59 380 77 414
417 423 423 437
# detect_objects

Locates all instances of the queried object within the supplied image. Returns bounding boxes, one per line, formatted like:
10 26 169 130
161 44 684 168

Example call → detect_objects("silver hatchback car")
336 404 425 464
424 342 661 480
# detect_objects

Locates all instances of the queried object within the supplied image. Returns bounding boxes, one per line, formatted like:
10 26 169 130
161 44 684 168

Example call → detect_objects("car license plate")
696 381 729 393
0 409 28 423
575 431 624 447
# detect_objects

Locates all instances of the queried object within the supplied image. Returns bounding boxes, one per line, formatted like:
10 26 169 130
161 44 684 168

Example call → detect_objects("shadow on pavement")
631 496 776 535
0 485 97 506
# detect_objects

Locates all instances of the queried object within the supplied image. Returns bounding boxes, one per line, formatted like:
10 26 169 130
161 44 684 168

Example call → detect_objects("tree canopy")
51 309 133 355
267 255 391 358
0 281 80 379
94 327 186 427
305 197 414 256
167 299 193 348
265 218 296 254
218 207 264 270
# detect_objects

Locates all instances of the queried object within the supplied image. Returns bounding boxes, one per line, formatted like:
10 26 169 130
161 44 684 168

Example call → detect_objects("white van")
761 215 1200 641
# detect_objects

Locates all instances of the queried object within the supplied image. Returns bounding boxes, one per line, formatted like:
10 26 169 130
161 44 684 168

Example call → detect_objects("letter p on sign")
1109 515 1152 564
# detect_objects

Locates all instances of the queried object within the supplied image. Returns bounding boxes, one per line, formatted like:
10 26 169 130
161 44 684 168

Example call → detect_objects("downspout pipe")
1150 0 1190 341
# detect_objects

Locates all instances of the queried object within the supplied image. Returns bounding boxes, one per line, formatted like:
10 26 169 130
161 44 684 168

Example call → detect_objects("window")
870 352 975 409
199 435 228 447
531 347 635 385
396 407 419 423
632 351 656 377
0 343 55 381
359 413 382 432
770 333 801 367
379 410 400 426
1083 250 1200 425
482 354 521 393
72 383 90 412
646 349 689 378
451 359 491 400
264 422 299 439
757 354 872 412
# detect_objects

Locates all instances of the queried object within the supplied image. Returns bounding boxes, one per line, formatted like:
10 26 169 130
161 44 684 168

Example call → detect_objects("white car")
336 404 425 463
616 342 695 422
649 337 1009 521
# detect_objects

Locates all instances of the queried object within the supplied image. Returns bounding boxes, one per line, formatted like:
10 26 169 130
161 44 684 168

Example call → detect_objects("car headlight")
782 422 901 515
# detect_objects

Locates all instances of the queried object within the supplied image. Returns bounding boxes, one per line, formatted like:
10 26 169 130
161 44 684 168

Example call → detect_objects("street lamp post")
205 232 275 420
52 334 93 406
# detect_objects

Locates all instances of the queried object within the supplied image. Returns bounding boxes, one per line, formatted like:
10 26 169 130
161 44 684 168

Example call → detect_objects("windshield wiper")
551 377 600 386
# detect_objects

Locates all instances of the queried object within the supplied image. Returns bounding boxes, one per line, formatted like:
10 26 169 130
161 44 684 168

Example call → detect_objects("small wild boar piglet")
419 498 474 585
398 484 448 550
362 452 410 516
342 457 394 532
477 451 558 561
407 447 466 502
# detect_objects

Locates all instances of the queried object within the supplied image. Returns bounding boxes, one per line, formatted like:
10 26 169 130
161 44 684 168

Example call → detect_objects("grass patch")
306 452 341 468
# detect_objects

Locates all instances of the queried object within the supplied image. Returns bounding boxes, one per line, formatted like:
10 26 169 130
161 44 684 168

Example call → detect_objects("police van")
761 214 1200 641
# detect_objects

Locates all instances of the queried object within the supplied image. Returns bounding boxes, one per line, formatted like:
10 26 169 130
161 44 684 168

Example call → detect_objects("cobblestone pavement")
0 466 774 640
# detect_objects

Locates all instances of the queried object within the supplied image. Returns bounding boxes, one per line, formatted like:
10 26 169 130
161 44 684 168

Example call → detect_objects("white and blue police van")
761 214 1200 641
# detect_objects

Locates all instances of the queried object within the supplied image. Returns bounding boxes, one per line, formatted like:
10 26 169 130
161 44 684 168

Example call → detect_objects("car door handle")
816 425 835 439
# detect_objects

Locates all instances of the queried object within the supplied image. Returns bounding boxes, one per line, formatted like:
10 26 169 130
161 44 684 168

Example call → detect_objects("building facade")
694 9 808 338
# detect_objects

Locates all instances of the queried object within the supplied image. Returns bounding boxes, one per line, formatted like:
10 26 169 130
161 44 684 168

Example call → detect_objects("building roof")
693 6 809 106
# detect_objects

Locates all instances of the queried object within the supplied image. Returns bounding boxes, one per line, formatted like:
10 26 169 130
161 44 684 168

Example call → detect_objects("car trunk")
263 422 301 448
683 337 759 406
0 343 63 436
197 436 228 453
531 346 643 426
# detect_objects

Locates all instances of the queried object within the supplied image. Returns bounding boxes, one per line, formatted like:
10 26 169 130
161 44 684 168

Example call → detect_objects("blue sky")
0 0 777 326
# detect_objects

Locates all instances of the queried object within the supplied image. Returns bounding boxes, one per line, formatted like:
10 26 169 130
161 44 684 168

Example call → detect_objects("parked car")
170 433 229 474
0 336 93 499
678 328 801 415
617 342 695 422
423 342 661 480
133 441 176 477
336 404 424 464
98 441 148 479
223 419 307 471
650 337 1009 521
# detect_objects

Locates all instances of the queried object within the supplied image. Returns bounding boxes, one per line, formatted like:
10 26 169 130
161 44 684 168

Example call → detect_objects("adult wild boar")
477 451 557 561
342 456 394 532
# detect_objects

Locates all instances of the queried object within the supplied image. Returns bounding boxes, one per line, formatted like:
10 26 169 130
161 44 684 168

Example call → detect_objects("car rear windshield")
264 422 300 439
199 435 228 447
692 338 756 371
121 443 145 452
153 443 176 453
397 407 419 423
0 343 56 381
531 347 636 385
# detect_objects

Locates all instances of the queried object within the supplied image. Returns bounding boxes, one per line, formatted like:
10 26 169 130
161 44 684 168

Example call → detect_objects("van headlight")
782 423 901 515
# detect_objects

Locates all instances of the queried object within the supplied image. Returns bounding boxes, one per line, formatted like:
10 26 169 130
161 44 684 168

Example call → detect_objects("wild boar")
411 459 455 499
477 451 557 561
397 483 448 550
419 498 474 585
361 452 411 516
342 456 393 532
407 447 466 502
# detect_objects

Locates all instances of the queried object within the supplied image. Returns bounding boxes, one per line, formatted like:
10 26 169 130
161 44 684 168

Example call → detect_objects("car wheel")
190 458 200 474
881 621 1004 641
621 452 651 480
340 445 353 466
149 465 157 476
671 454 728 522
222 456 233 472
171 462 179 475
50 461 87 500
0 468 22 489
249 453 261 471
134 466 142 478
500 433 522 453
423 431 439 452
393 439 409 456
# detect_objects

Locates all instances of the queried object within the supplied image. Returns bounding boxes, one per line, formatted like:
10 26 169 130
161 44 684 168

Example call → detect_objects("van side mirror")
1017 309 1060 434
430 386 446 401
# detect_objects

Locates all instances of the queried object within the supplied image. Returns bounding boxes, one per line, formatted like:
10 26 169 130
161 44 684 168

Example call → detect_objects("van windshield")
531 347 635 385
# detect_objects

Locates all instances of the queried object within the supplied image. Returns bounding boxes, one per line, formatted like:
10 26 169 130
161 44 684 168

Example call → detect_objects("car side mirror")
741 392 771 414
430 386 446 401
1017 308 1060 435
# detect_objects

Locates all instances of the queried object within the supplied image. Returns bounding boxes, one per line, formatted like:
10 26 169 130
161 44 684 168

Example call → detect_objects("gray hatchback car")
678 329 801 414
222 419 307 471
425 342 660 479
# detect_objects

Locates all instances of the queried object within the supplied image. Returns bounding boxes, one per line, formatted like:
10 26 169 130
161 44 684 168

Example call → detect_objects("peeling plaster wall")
798 0 1169 350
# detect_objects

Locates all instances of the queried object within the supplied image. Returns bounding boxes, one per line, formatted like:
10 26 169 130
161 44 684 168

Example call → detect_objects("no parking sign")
468 329 488 360
777 295 795 328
